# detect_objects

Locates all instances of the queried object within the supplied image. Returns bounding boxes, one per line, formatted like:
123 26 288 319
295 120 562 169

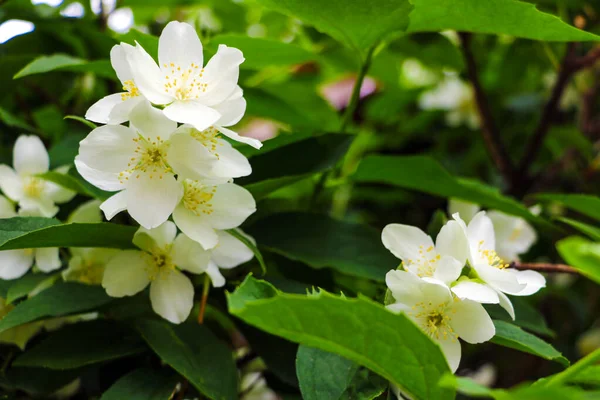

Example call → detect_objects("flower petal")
0 195 16 218
158 21 203 69
100 191 127 220
108 96 143 125
166 129 217 180
206 183 256 229
508 269 546 296
213 94 246 127
438 337 461 373
206 260 225 287
125 173 182 229
436 220 469 265
201 44 244 85
129 100 177 141
496 290 515 320
102 250 151 297
14 135 49 175
451 299 495 344
432 255 463 284
149 269 194 324
171 233 211 274
217 126 262 149
34 247 61 272
381 223 434 262
474 263 525 294
110 43 134 83
451 281 499 304
133 220 177 253
172 204 219 250
77 124 137 173
126 43 173 105
467 211 496 253
74 159 124 192
85 93 127 124
385 269 424 305
163 101 221 132
211 139 251 178
0 250 33 280
448 199 480 224
211 230 254 269
0 165 23 201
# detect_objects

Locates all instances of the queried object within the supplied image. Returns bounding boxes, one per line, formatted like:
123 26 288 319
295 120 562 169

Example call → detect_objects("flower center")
23 177 44 198
121 80 140 101
191 126 220 156
405 245 441 277
182 180 216 216
162 62 208 101
478 240 508 269
147 249 175 280
412 302 456 341
73 261 105 285
120 135 172 183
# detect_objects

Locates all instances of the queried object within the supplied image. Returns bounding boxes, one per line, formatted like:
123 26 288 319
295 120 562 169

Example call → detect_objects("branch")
458 32 515 185
509 261 578 274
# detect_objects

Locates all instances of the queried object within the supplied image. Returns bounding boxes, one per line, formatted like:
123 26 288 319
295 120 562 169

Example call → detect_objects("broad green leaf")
6 272 58 304
14 55 114 79
136 319 238 400
485 297 554 337
37 171 111 200
247 212 397 281
3 367 80 395
211 34 316 69
537 194 600 222
0 217 136 250
438 375 496 398
297 346 359 400
353 155 547 226
227 277 453 400
100 368 179 400
567 365 600 386
558 217 600 241
0 283 112 333
0 106 36 132
13 320 146 369
256 0 413 59
407 0 600 41
246 174 312 200
556 236 600 284
226 228 267 275
244 88 321 129
491 321 568 366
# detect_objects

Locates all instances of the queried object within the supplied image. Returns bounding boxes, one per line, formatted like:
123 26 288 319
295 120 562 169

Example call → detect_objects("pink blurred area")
238 118 280 142
320 75 378 110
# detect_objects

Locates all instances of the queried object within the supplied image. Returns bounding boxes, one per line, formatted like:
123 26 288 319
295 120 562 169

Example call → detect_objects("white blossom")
0 135 75 217
386 270 495 372
124 21 261 149
102 221 211 323
419 75 480 129
203 230 255 288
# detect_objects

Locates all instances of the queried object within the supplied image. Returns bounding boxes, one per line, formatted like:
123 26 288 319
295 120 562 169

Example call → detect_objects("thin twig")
458 32 515 185
197 274 211 324
340 47 375 132
509 261 578 274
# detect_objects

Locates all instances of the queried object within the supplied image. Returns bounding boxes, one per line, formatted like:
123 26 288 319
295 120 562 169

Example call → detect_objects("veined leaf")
100 368 179 400
558 217 600 241
14 55 114 79
227 276 453 400
537 194 600 222
557 236 600 285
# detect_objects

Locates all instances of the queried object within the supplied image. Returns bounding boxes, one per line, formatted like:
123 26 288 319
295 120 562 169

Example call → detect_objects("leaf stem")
340 47 375 132
197 274 211 324
509 261 578 274
542 347 600 387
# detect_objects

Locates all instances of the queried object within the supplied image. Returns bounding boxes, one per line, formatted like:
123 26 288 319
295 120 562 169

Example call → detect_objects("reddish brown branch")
509 261 579 274
459 32 515 185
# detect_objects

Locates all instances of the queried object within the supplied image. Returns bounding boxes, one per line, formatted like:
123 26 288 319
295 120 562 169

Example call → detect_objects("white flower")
168 125 252 180
173 179 256 249
0 195 16 218
419 75 480 129
203 230 255 288
448 198 480 224
0 247 61 280
76 101 199 229
102 221 211 323
85 43 143 124
381 220 468 285
386 270 495 372
452 212 546 319
240 372 278 400
125 21 261 149
0 135 75 217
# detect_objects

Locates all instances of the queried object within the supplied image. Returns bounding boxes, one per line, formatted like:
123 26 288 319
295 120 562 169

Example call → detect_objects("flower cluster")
72 21 260 323
383 209 545 371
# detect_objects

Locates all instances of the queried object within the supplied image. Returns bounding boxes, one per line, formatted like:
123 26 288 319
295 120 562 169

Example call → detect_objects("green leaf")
227 276 453 400
136 319 238 400
247 212 397 281
0 283 113 333
407 0 600 41
13 55 114 79
297 346 359 400
6 272 58 304
438 374 496 398
558 217 600 241
556 236 600 285
211 34 316 69
0 106 36 132
13 320 146 369
567 365 600 386
118 29 159 60
256 0 413 59
0 217 136 250
491 320 569 366
226 228 267 275
64 115 97 129
485 297 554 337
37 171 111 200
246 174 312 200
100 368 179 400
537 194 600 222
353 155 547 226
